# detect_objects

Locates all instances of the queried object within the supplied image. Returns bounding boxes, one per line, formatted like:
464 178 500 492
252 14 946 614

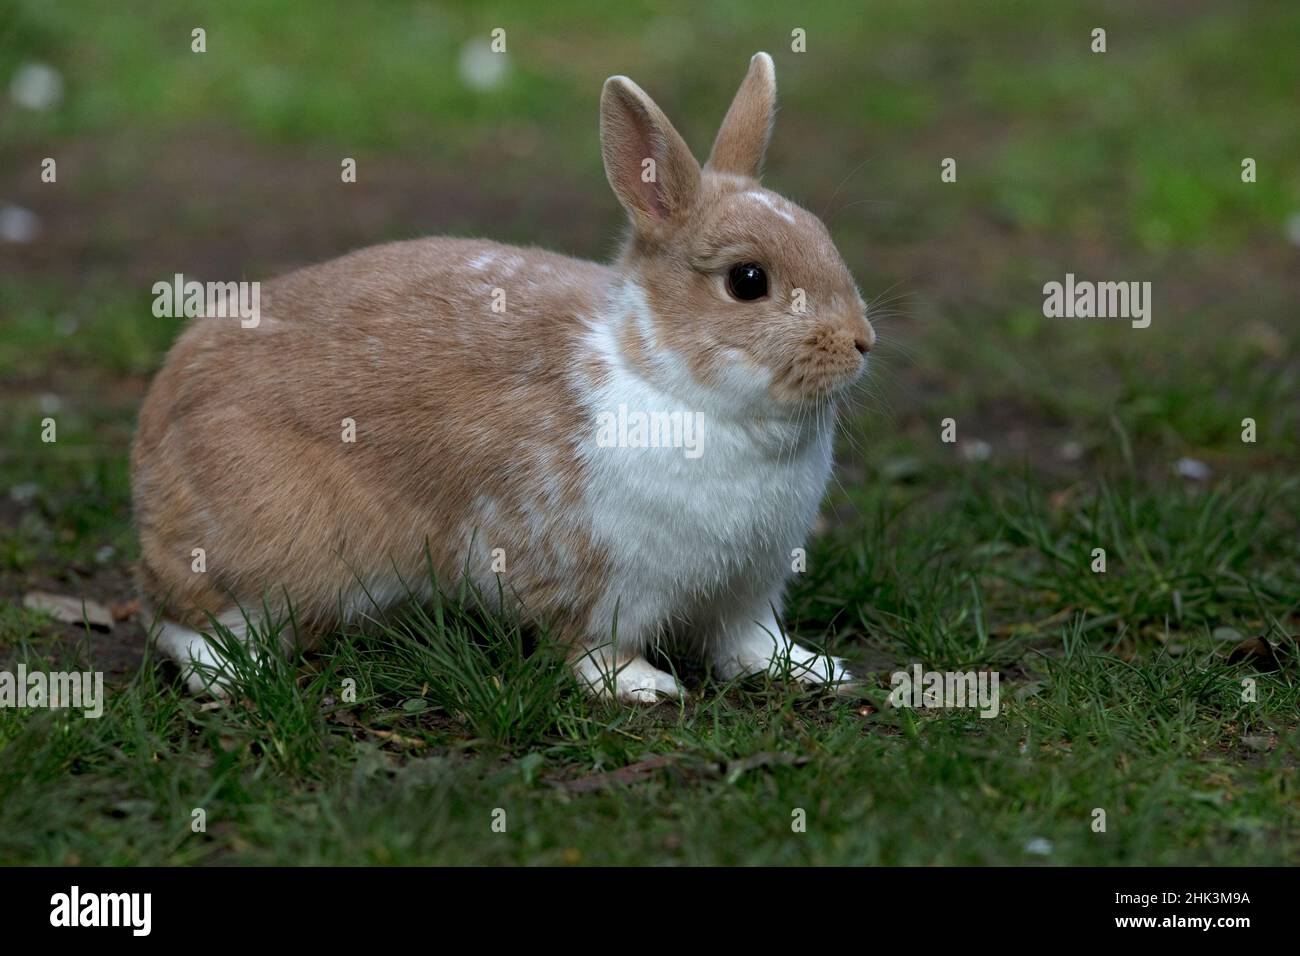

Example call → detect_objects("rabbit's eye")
726 263 768 301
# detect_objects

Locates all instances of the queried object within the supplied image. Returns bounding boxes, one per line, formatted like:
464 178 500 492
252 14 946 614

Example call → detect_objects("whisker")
818 156 876 221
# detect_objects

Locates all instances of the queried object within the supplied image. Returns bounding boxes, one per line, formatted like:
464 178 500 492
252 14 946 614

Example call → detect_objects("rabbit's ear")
600 76 700 231
706 52 776 179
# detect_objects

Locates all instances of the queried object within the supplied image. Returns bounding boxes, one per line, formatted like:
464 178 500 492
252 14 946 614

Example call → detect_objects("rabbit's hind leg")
152 607 275 698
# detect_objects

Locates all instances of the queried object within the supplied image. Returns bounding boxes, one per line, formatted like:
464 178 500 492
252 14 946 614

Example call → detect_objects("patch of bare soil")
2 569 147 685
2 130 612 286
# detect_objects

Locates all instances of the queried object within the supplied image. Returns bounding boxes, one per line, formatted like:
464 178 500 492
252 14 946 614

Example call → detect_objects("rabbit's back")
132 237 616 634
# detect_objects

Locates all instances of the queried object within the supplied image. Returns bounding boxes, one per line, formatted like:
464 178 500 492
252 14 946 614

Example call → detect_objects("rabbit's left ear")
706 52 776 178
601 75 701 231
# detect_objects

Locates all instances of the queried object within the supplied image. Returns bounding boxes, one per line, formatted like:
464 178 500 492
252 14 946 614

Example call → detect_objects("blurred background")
1 0 1298 868
1 0 1297 667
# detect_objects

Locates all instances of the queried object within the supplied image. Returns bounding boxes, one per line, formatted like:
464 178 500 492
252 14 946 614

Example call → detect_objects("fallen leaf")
326 708 360 727
559 755 682 793
108 598 140 621
368 728 427 749
23 591 114 631
1226 635 1282 670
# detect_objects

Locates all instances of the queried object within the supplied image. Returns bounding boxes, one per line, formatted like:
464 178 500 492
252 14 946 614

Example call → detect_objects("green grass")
1 463 1296 865
1 0 1298 865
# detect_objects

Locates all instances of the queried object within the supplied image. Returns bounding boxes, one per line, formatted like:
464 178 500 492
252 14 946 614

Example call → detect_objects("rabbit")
131 51 875 702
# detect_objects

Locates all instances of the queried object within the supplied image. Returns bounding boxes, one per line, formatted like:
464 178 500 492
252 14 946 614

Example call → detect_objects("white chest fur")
574 284 836 646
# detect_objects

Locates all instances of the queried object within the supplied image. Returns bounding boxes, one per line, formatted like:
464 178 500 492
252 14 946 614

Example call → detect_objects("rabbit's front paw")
573 653 684 703
713 631 855 689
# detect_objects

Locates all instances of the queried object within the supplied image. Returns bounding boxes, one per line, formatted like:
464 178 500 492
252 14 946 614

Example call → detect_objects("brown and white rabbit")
132 52 875 701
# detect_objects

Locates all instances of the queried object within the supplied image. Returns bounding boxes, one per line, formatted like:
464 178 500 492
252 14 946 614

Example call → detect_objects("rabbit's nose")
855 319 876 355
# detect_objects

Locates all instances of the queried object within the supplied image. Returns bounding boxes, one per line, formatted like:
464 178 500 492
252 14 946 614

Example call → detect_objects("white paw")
715 635 856 689
573 653 684 703
155 620 239 698
789 652 855 687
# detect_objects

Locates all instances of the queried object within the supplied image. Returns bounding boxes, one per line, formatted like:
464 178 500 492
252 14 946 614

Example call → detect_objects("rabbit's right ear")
707 52 776 179
600 76 700 233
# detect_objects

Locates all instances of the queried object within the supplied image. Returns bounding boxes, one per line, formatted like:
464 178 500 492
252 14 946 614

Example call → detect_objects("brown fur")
133 239 614 639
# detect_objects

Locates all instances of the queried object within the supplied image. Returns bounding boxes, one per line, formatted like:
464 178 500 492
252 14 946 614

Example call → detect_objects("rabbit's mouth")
766 368 864 412
767 330 869 405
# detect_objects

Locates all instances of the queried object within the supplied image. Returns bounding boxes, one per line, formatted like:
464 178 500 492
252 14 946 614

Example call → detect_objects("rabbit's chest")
579 398 834 597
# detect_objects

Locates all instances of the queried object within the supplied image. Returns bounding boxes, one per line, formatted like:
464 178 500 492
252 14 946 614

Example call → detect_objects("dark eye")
726 263 768 301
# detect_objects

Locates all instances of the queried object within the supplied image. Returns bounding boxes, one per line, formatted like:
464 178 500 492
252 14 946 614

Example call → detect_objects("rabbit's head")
600 52 874 415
